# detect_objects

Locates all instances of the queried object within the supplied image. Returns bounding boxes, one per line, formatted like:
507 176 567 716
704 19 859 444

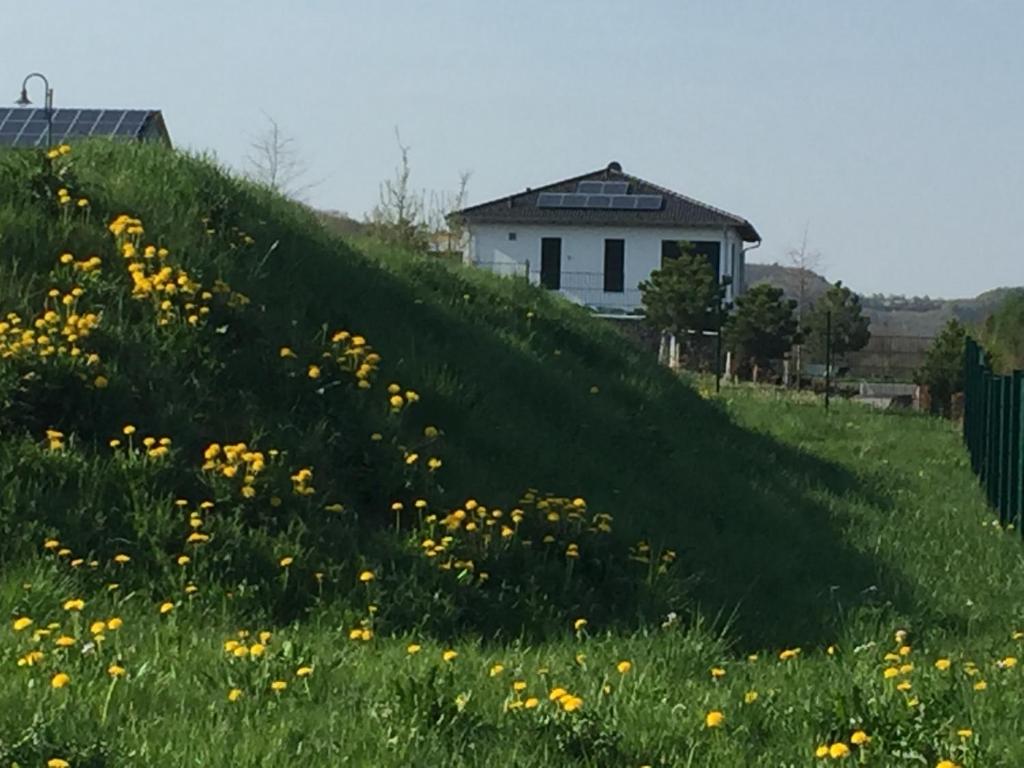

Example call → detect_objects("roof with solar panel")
455 161 759 241
0 108 171 148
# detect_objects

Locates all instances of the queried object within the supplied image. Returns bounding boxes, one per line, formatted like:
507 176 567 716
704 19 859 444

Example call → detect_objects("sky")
5 0 1023 298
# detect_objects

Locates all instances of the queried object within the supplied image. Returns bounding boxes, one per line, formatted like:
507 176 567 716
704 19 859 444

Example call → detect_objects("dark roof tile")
454 164 759 241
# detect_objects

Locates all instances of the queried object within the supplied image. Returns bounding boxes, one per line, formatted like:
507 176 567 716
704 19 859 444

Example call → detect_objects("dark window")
508 232 517 241
604 239 625 292
540 237 561 290
661 240 722 281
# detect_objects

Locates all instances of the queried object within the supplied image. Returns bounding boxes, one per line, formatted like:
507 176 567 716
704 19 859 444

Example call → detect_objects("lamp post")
15 72 54 148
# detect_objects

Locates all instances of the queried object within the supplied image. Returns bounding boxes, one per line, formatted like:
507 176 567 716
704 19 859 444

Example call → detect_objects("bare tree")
788 224 823 388
427 169 472 256
246 113 313 199
368 128 428 250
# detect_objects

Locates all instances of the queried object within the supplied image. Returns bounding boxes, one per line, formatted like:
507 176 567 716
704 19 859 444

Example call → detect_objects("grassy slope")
2 143 1024 766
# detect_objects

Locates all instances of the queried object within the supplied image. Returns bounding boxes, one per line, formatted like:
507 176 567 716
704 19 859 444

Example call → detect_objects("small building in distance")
0 107 172 148
452 161 760 314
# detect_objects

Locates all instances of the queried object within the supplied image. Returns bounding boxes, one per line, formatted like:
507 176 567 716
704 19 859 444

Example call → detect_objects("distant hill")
747 262 1023 338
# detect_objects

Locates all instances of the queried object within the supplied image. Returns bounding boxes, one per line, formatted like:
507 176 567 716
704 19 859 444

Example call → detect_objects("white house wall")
466 223 747 312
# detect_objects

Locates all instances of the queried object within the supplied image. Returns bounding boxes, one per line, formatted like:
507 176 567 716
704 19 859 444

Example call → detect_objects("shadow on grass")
236 209 931 649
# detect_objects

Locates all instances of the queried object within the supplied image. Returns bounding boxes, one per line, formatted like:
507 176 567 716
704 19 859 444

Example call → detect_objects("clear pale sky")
5 1 1023 297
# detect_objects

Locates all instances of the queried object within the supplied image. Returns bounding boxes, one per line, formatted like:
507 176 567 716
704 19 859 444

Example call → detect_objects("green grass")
2 142 1024 766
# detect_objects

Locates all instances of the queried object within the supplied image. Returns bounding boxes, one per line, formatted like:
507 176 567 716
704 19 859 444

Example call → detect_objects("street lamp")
15 72 54 148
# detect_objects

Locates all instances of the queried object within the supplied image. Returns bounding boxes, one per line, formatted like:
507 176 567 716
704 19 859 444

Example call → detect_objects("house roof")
0 108 171 148
453 162 760 241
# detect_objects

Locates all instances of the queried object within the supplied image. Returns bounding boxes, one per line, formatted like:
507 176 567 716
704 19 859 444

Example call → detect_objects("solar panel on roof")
536 192 563 208
576 181 604 194
587 195 612 208
114 112 148 136
0 107 160 147
611 195 636 209
562 193 587 207
603 181 629 195
635 195 664 210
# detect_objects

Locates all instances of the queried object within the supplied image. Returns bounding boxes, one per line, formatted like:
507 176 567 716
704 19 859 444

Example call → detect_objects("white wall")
466 223 748 312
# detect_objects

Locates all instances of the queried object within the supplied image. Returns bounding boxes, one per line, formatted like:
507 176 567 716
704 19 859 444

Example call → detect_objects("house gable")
455 162 759 242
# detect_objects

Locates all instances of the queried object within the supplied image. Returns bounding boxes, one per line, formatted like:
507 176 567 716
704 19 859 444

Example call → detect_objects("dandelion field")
2 143 1024 766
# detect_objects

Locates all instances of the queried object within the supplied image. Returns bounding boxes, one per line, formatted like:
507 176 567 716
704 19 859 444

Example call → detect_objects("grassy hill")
3 143 1024 766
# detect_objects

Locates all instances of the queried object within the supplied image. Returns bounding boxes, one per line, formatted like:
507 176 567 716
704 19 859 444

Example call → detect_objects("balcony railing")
471 261 643 313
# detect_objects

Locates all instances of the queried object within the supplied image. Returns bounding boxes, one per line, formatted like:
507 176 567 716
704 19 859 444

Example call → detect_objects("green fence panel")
1015 371 1024 534
962 337 1024 530
999 375 1011 524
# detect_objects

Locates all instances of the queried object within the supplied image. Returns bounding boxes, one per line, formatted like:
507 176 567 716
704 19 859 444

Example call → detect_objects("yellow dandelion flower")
54 635 75 648
705 710 724 728
850 730 869 745
106 617 123 631
617 660 632 674
744 690 759 704
490 663 505 677
158 601 174 614
442 649 458 662
829 743 850 758
297 666 314 677
407 643 422 655
710 667 726 678
108 664 126 677
47 760 70 768
113 553 131 563
957 729 973 738
270 680 287 692
279 556 294 567
228 688 243 702
51 672 71 688
934 658 952 671
12 617 32 631
62 598 85 612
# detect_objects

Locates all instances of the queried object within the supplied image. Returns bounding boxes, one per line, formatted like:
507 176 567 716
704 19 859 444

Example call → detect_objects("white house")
454 162 760 314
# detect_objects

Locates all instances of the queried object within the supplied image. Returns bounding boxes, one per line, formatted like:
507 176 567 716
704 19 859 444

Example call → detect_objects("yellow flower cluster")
182 500 216 546
59 251 102 273
387 382 419 411
202 442 277 498
414 493 628 581
0 286 101 365
47 144 72 161
110 214 248 327
110 424 173 458
280 329 382 392
223 629 274 659
291 467 315 496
